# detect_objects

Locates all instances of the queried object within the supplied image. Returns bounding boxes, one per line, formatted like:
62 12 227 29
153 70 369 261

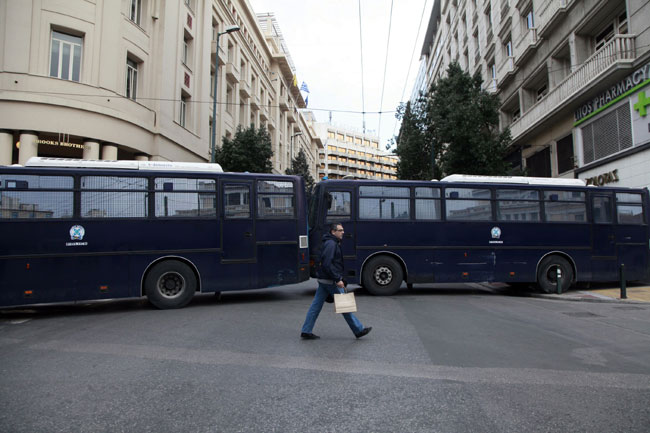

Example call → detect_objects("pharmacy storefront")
574 61 650 190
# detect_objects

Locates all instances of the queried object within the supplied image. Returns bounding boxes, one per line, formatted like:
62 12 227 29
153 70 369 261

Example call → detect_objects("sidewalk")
531 282 650 303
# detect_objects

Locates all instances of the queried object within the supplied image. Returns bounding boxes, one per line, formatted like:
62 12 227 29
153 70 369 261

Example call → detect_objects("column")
101 143 118 160
134 154 149 161
83 140 100 160
18 131 38 165
0 130 13 165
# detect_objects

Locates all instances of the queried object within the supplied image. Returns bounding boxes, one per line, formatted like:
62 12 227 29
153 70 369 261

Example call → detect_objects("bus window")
544 190 586 222
616 192 644 224
415 187 441 220
0 175 73 219
496 189 540 222
359 186 409 220
257 180 295 218
592 196 613 224
81 176 148 218
154 178 216 218
224 184 251 219
445 188 492 221
325 191 350 222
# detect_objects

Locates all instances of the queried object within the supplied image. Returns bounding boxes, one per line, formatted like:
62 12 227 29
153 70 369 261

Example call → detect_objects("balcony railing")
509 34 636 141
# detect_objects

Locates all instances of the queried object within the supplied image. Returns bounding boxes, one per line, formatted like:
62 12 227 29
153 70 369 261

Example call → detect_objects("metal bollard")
620 264 627 299
556 267 563 295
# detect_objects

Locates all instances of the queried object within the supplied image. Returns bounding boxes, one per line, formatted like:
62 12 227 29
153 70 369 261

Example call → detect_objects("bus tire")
145 261 197 309
537 256 573 294
363 256 403 296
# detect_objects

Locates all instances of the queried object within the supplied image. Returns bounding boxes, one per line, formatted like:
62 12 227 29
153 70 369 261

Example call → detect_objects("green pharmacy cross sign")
634 91 650 117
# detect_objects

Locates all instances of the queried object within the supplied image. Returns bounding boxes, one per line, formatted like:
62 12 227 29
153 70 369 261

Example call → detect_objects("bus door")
322 188 357 278
590 193 617 280
221 182 255 288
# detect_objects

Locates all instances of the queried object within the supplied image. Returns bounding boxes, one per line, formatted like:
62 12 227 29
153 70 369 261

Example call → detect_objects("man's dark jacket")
316 232 344 283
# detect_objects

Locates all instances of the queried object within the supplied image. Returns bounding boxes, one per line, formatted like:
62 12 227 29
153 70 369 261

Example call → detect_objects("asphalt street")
1 281 649 433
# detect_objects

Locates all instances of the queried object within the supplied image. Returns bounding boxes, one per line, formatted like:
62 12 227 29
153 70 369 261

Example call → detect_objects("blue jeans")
301 282 364 335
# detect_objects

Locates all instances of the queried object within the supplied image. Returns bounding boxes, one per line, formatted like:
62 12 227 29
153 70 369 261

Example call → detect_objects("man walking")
300 222 372 340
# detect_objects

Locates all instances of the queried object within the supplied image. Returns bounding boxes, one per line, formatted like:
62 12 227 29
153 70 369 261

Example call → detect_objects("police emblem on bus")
491 227 501 239
70 225 85 241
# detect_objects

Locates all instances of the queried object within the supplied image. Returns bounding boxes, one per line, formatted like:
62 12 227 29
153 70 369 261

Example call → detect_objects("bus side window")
325 191 350 222
616 193 644 224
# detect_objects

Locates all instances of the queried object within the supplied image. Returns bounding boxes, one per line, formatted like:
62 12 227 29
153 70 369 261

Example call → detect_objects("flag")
292 74 297 87
300 82 310 93
305 95 309 107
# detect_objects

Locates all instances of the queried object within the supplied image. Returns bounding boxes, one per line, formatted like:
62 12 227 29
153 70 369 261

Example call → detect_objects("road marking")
30 339 650 390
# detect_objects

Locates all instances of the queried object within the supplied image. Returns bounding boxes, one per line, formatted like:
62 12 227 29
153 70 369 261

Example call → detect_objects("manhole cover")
562 312 603 318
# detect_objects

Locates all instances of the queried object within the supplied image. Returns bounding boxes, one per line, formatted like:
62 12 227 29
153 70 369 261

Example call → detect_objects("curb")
527 292 649 304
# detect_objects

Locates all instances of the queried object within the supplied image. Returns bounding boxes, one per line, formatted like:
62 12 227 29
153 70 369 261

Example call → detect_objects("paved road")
1 281 649 432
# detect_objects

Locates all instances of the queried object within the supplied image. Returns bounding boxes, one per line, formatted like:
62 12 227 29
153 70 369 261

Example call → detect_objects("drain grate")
562 311 603 318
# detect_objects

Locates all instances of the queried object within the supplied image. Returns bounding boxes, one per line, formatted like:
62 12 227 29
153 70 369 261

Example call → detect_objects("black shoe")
325 294 334 303
300 332 320 340
355 327 372 339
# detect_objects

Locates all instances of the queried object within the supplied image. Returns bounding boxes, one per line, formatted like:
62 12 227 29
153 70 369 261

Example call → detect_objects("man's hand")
336 280 345 288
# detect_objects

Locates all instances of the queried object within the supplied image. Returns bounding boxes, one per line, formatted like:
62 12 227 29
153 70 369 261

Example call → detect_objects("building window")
50 31 82 82
536 84 548 101
130 0 142 25
526 147 551 177
556 134 574 174
180 94 188 127
504 38 513 57
126 58 138 100
226 84 233 114
526 10 535 29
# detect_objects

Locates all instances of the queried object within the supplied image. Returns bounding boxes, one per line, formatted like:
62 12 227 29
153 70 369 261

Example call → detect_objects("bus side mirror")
449 191 459 199
163 182 174 192
326 193 332 209
550 194 558 201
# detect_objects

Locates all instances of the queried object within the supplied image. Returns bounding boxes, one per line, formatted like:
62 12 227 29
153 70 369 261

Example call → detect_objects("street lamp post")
211 25 240 163
290 132 303 169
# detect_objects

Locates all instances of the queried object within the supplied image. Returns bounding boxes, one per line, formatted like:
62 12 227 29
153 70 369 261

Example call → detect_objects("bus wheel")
537 256 573 294
363 256 403 296
145 261 197 309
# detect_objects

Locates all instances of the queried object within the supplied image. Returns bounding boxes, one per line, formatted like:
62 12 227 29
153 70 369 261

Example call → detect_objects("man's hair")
329 222 342 233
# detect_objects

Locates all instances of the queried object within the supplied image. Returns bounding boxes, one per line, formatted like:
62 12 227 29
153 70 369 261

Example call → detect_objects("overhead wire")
391 0 430 148
358 0 366 133
377 0 395 143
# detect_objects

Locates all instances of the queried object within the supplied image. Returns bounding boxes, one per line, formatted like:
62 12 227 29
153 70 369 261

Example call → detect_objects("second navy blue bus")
0 157 310 309
308 175 650 295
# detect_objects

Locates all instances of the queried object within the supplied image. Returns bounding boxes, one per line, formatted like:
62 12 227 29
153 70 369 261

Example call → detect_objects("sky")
248 0 433 151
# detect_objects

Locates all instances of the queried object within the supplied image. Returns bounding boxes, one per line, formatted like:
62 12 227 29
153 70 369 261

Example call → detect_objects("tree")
394 99 439 180
216 125 273 173
285 148 315 197
427 62 511 176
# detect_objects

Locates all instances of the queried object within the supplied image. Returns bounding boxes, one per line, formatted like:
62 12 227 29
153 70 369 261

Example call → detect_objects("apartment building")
0 0 320 180
413 0 650 189
315 124 398 180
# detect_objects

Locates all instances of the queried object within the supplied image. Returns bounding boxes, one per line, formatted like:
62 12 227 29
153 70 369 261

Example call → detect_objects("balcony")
279 97 289 111
226 63 239 83
287 107 296 123
250 94 260 110
509 34 636 141
514 28 539 67
497 57 516 88
537 0 570 38
239 81 251 98
211 40 227 66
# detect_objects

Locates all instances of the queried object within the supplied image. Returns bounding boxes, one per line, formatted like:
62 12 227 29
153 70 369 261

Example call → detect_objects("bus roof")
441 174 586 187
24 157 224 173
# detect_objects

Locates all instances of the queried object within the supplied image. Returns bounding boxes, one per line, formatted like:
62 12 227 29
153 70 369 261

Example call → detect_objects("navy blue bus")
308 175 650 295
0 158 309 309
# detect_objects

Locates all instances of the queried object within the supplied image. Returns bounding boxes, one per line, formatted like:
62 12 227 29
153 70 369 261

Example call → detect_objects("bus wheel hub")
374 266 392 285
159 272 184 297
